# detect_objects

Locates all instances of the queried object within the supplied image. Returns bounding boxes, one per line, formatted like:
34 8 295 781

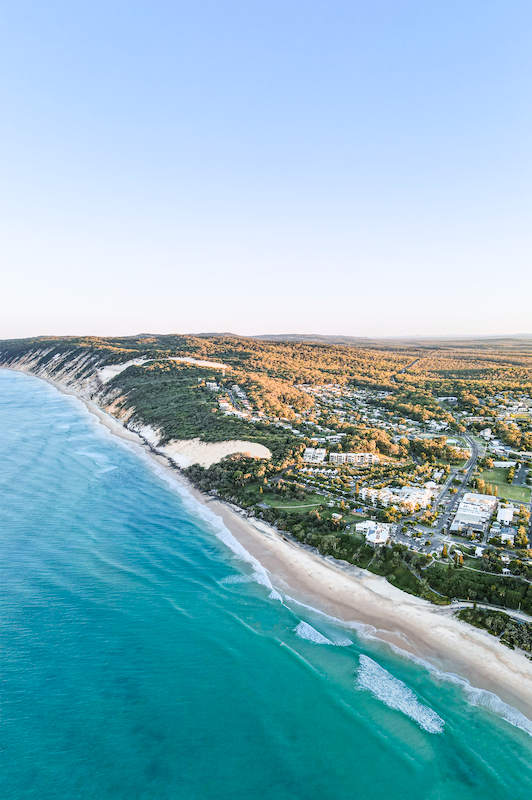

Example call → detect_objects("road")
513 461 529 486
434 433 479 533
438 601 532 624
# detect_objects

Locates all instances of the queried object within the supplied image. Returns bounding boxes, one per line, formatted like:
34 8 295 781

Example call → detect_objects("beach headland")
3 365 532 724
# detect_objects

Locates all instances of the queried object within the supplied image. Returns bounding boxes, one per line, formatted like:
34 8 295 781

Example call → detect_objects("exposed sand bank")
159 438 271 467
4 367 532 723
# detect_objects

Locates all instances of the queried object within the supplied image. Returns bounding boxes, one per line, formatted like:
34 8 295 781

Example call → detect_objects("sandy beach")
4 365 532 723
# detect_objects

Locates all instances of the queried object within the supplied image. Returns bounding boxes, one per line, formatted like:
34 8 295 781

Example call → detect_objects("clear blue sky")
1 1 531 339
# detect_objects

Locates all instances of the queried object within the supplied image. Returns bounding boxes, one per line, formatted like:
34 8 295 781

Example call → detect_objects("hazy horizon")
2 329 531 343
2 1 531 339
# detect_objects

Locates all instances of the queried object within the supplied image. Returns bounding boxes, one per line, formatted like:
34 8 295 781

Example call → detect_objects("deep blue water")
1 369 532 800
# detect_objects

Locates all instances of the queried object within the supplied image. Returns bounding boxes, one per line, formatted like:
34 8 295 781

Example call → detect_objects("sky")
1 0 531 340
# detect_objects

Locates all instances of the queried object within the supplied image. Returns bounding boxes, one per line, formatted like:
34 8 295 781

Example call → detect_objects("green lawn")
479 468 531 503
257 493 324 511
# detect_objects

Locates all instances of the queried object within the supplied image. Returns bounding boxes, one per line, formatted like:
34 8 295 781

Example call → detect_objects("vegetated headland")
2 333 532 709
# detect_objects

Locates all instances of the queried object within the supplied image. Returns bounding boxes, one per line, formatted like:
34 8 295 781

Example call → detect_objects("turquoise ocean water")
1 369 532 800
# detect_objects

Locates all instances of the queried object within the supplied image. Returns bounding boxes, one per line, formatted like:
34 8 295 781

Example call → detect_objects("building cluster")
450 492 498 533
328 452 380 466
358 485 434 511
303 448 380 465
487 504 519 545
354 520 391 546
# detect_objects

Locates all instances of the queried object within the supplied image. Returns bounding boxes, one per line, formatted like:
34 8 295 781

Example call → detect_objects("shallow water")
1 369 531 800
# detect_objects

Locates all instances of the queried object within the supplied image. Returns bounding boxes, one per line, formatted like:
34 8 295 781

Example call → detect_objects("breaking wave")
356 655 445 734
294 621 352 646
387 644 532 737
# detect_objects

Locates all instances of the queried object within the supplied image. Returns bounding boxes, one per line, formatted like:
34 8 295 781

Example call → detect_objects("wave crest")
357 655 444 734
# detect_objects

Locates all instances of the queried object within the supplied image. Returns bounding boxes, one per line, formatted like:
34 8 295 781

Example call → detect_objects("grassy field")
480 468 531 503
250 490 325 512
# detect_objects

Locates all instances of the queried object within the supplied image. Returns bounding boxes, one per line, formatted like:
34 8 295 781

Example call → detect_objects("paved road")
513 462 529 486
433 433 479 534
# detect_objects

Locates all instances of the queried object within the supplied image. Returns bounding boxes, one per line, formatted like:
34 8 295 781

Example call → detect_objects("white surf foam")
294 620 352 646
294 621 334 645
289 595 532 738
387 644 532 737
286 595 378 642
357 655 444 734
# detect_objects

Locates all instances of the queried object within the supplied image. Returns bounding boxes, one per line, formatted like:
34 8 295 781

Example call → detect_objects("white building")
450 493 498 532
348 452 380 465
326 433 347 444
396 486 432 508
355 520 391 546
499 527 516 545
329 452 347 465
329 452 380 466
303 447 327 464
462 493 498 511
497 507 514 524
358 486 429 511
358 487 400 507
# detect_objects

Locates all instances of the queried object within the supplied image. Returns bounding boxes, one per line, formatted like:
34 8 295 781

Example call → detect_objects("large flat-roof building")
450 492 498 533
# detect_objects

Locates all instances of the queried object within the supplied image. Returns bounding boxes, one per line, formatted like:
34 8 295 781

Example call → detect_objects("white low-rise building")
355 520 391 546
450 492 498 532
329 452 380 465
303 447 327 464
497 506 514 524
396 486 432 508
358 486 429 511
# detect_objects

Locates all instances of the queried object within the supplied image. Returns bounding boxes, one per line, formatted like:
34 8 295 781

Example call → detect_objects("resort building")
329 452 380 465
357 486 430 512
355 520 391 546
396 486 433 508
303 447 327 464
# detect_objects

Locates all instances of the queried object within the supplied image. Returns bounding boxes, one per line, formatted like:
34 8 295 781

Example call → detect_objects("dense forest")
2 332 532 417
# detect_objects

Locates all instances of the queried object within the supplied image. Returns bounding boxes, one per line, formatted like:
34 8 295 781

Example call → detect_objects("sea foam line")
386 644 532 737
287 596 532 737
357 655 445 734
294 621 352 646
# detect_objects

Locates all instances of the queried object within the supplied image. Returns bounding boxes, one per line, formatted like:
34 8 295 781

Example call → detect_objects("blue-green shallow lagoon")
1 369 531 800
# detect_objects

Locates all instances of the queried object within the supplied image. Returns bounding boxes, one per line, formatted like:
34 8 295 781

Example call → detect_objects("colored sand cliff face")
1 368 532 800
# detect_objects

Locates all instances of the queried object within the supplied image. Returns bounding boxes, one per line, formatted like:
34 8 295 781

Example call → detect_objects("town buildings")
303 447 327 464
355 520 391 546
329 452 380 466
450 492 498 533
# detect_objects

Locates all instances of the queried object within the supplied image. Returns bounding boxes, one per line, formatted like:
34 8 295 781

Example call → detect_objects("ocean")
1 368 531 800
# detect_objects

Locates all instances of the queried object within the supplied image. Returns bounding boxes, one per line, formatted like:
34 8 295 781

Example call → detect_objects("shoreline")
4 366 532 724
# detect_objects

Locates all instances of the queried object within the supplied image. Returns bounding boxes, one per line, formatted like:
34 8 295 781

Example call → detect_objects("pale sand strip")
5 368 532 721
159 438 271 468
